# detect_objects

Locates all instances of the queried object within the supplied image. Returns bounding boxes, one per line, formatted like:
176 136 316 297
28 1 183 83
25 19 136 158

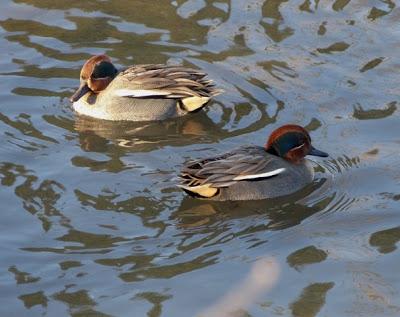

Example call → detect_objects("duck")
70 55 222 121
178 124 328 201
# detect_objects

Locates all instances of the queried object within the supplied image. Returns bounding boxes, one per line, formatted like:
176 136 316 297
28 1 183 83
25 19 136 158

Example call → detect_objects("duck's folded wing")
114 65 222 101
178 147 285 197
114 89 172 98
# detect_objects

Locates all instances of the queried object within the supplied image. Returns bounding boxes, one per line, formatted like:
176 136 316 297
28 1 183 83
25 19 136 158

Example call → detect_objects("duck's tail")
181 83 223 112
177 183 218 198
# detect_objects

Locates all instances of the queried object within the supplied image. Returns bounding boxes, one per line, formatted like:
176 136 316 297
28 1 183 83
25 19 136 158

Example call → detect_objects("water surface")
1 0 400 316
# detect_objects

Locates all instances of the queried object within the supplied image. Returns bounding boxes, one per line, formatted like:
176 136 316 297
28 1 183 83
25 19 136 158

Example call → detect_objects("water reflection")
353 101 397 120
290 282 334 317
173 179 330 234
74 190 168 233
53 289 103 317
8 265 40 284
0 161 67 231
1 0 400 316
119 250 220 283
368 1 395 20
56 229 127 251
133 292 172 317
19 291 48 309
59 260 82 270
262 0 293 42
316 41 350 54
286 246 328 270
369 226 400 254
0 112 57 148
74 112 225 153
359 57 384 73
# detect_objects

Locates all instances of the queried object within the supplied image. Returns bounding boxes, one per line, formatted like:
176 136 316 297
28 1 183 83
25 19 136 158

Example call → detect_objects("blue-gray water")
1 1 400 316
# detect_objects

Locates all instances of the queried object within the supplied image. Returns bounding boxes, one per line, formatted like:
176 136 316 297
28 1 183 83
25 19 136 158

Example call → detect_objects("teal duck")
178 125 328 200
70 55 221 121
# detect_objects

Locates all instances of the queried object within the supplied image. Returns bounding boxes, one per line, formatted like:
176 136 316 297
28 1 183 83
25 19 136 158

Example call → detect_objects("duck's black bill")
70 83 90 102
309 146 329 157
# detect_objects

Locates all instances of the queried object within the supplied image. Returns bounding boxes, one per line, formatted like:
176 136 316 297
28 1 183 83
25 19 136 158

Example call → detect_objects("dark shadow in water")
119 250 220 283
19 291 48 309
287 246 328 271
133 292 172 317
332 0 351 12
59 260 82 271
73 190 169 236
12 87 65 98
257 60 298 81
42 113 76 134
368 1 396 21
174 179 328 226
55 229 128 251
12 0 214 46
8 265 40 284
0 162 68 231
299 0 317 14
0 112 58 148
171 178 331 250
67 112 227 173
261 0 294 42
316 41 350 54
53 288 111 317
290 282 334 317
369 226 400 254
353 101 397 120
73 111 225 153
359 57 384 73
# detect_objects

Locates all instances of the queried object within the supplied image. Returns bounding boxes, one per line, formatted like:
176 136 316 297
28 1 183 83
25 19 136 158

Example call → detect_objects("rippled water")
1 0 400 316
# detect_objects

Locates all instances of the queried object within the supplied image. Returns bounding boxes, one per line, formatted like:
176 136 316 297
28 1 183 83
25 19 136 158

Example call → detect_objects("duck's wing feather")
114 64 222 99
178 146 286 197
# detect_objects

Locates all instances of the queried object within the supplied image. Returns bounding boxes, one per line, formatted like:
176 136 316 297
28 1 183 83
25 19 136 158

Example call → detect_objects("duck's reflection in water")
172 178 331 234
74 111 225 153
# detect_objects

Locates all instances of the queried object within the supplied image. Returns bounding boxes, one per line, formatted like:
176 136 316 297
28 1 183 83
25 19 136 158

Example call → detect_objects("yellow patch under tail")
181 96 210 112
177 183 218 198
